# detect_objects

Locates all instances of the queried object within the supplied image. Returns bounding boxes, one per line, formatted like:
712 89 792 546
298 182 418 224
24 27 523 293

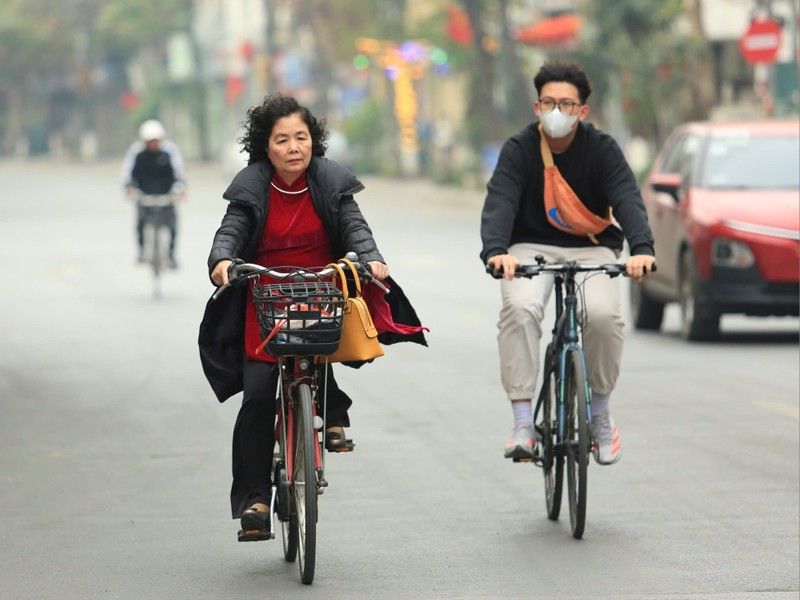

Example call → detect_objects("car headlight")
711 238 755 268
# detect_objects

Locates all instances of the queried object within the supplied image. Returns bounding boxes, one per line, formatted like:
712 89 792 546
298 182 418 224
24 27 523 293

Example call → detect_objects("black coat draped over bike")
198 156 427 403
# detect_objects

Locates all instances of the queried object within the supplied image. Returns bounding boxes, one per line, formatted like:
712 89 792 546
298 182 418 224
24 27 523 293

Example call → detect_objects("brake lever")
210 258 246 301
361 262 389 293
344 251 390 293
227 258 245 285
211 283 229 301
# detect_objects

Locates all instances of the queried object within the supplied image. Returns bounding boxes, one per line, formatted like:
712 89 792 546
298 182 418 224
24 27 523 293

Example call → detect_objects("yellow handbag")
324 258 384 363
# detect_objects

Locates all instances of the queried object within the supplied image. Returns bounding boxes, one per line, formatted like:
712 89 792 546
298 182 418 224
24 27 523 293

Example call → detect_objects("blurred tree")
0 0 199 156
0 0 87 153
452 0 531 154
579 0 713 147
304 0 406 61
94 0 210 158
498 0 532 125
94 0 191 59
460 0 504 152
303 0 407 116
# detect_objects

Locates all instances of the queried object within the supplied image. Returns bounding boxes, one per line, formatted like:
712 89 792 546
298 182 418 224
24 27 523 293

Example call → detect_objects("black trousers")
231 359 352 518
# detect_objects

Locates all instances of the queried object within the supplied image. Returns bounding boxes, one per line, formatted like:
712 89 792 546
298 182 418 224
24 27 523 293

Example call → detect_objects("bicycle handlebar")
485 259 657 279
136 193 178 207
211 252 389 300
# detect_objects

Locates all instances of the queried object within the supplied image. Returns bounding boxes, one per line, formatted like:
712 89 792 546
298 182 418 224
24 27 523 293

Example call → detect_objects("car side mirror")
649 173 683 201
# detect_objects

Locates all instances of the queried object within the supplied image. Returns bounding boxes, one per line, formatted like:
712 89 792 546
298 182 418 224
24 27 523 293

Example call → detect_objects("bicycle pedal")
237 529 271 542
513 456 535 463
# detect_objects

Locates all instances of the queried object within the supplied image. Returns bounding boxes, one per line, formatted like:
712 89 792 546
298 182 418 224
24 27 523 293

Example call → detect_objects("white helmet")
139 119 166 142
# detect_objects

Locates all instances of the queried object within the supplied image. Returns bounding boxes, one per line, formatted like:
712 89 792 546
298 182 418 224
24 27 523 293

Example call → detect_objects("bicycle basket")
252 278 345 356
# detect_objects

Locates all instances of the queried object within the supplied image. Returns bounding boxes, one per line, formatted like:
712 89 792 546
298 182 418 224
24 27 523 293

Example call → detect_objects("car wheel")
680 250 720 341
630 279 665 330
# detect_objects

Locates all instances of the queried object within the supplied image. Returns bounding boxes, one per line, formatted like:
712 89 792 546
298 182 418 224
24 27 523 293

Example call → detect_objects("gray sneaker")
504 424 535 459
592 413 621 465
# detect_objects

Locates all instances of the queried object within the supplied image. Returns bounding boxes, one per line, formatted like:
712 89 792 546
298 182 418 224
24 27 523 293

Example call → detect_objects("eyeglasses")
539 98 582 114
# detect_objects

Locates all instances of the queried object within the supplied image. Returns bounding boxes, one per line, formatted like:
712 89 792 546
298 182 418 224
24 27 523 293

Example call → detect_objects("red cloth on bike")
244 174 334 362
362 282 429 336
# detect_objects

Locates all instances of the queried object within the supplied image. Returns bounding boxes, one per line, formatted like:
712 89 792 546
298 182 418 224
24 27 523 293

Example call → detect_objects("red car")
632 119 800 340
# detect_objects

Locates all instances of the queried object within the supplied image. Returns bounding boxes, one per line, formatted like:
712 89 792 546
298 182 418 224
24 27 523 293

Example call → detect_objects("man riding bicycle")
481 60 656 465
120 119 186 268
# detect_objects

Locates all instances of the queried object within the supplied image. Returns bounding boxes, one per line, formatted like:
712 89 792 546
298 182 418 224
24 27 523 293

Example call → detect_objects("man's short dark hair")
533 60 592 104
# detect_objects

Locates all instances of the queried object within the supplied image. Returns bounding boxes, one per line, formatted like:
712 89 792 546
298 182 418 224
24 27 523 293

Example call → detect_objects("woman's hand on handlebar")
367 261 389 281
488 254 520 281
211 259 232 286
626 254 657 282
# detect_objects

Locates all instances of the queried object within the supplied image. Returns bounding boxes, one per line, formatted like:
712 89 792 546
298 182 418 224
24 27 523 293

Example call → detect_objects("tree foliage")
95 0 192 59
0 0 79 81
0 0 197 154
578 0 711 144
305 0 407 62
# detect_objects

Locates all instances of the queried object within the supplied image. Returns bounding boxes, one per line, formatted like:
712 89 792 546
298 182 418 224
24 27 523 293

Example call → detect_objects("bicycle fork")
287 360 328 494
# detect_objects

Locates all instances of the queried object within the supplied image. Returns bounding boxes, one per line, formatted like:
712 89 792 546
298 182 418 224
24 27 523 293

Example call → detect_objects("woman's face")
267 112 312 184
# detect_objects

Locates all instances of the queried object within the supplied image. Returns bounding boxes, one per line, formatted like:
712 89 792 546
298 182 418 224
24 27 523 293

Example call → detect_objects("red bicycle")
216 254 385 584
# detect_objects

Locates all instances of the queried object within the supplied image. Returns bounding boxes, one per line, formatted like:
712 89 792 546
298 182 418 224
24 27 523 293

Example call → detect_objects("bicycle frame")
548 272 593 444
274 356 328 497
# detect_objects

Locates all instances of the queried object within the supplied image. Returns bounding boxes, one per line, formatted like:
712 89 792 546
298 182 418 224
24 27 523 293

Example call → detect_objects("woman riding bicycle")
198 94 426 540
481 60 656 466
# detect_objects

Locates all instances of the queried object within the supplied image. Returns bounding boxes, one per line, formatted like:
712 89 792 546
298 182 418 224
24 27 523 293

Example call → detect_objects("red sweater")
244 174 333 362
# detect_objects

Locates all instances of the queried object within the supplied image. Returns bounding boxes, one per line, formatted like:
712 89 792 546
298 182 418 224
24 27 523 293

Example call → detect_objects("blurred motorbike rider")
120 119 186 268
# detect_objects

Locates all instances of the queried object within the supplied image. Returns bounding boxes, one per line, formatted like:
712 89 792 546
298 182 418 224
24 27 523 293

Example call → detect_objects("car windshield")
700 134 800 189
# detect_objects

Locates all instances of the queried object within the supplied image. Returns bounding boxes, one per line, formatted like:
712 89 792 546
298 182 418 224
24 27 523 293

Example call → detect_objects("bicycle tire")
276 422 297 562
565 350 589 539
145 221 168 297
294 383 317 584
540 348 563 520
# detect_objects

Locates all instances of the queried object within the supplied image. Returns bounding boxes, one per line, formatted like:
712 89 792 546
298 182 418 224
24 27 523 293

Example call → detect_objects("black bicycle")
488 256 651 539
136 191 177 298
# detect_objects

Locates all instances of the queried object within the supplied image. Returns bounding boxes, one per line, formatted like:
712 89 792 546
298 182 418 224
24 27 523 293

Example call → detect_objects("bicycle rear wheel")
539 348 563 520
294 383 318 584
565 350 590 539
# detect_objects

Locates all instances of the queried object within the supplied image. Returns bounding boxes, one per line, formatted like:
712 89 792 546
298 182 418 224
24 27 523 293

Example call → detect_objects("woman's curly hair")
239 94 329 166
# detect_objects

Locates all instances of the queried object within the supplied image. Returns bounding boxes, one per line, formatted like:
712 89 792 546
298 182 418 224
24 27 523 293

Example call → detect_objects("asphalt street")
0 158 798 600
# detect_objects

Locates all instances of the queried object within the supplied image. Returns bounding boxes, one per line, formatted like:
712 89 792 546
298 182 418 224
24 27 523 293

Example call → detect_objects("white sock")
511 401 532 427
591 391 610 416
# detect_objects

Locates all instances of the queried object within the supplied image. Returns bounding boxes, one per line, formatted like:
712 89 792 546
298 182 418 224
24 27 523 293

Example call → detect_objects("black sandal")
238 508 270 542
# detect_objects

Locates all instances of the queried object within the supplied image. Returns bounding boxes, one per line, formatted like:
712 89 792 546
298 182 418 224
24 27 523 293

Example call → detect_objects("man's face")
534 82 589 121
145 139 161 152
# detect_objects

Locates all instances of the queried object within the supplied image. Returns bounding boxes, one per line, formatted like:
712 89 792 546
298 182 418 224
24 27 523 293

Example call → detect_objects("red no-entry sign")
739 19 783 65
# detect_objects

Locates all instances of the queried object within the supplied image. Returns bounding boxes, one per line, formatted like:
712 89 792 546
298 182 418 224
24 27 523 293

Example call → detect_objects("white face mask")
539 108 579 138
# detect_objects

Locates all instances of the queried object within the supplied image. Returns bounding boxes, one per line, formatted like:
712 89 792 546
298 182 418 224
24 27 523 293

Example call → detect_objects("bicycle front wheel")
275 414 297 562
565 349 590 539
294 383 318 584
539 348 563 520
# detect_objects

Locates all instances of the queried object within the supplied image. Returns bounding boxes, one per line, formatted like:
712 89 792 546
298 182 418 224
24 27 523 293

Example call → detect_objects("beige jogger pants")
497 243 624 401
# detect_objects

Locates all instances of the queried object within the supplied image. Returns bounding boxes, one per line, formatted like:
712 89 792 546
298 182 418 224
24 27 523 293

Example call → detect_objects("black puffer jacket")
199 157 426 402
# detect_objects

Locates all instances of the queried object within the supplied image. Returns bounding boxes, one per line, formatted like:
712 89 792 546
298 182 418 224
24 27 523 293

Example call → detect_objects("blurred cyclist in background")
121 119 186 268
